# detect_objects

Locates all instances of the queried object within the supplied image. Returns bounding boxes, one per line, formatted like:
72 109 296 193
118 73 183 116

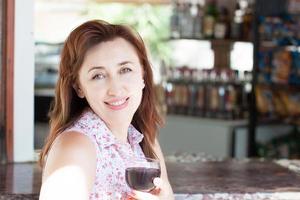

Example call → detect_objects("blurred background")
1 0 300 163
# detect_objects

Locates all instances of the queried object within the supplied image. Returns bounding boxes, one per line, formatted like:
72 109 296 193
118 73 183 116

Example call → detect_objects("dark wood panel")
3 0 14 163
0 0 4 163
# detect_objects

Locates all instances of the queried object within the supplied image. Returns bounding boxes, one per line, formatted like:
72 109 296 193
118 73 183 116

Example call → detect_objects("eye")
92 73 105 80
120 67 132 74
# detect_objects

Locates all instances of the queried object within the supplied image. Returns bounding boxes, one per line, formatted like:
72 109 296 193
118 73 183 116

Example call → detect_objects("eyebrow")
88 61 134 73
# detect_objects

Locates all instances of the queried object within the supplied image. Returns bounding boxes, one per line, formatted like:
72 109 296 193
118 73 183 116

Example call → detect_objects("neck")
106 122 130 143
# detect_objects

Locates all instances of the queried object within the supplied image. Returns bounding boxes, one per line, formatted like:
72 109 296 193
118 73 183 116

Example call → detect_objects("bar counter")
1 159 300 199
167 159 300 200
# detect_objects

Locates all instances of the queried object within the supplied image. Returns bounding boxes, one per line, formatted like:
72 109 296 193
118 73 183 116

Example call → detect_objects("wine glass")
125 157 161 192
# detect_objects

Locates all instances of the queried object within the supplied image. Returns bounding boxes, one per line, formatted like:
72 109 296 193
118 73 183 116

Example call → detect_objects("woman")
39 20 174 200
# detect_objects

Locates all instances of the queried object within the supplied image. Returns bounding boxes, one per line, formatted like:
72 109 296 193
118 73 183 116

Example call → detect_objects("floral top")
65 108 146 200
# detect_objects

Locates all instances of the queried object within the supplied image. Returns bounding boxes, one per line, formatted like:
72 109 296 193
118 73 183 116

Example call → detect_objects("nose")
107 78 124 96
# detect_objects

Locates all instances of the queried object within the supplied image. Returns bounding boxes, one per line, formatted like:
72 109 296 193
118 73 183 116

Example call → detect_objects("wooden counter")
1 159 300 199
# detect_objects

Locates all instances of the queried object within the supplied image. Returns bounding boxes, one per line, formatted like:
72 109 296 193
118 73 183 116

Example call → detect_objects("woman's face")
76 37 145 125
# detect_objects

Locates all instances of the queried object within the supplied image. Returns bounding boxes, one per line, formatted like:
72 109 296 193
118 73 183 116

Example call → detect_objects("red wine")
125 167 161 191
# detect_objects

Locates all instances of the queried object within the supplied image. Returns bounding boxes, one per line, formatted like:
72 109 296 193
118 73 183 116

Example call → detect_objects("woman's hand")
128 177 174 200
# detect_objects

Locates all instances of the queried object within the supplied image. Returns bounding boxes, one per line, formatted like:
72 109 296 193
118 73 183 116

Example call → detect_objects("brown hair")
39 20 163 166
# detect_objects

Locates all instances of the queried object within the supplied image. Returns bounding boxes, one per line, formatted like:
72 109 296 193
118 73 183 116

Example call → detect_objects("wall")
13 0 35 162
159 115 294 159
158 115 247 158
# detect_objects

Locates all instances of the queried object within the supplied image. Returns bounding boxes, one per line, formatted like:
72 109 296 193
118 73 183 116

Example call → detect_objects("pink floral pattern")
65 108 146 199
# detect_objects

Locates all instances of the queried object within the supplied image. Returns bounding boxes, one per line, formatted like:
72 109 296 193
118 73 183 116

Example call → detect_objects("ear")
73 84 85 98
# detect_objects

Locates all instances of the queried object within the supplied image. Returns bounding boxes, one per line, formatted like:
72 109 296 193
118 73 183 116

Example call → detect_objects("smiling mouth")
105 97 129 107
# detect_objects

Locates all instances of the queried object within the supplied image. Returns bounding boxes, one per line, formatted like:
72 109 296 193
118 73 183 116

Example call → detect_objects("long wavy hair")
39 20 163 167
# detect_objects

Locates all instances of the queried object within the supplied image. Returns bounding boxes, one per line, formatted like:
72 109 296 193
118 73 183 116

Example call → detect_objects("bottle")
165 68 175 114
170 0 180 39
173 68 182 114
177 1 185 38
193 2 204 39
218 70 226 118
207 69 219 118
179 67 189 114
203 0 218 39
194 69 204 116
214 6 230 39
188 69 198 115
242 4 253 41
231 1 242 40
180 2 194 38
226 84 238 119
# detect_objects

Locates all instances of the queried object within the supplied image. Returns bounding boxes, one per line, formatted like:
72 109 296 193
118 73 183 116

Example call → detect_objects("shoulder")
50 131 96 159
42 131 97 189
40 131 97 199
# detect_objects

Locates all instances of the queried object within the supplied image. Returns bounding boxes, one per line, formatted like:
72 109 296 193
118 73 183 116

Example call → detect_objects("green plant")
82 2 172 64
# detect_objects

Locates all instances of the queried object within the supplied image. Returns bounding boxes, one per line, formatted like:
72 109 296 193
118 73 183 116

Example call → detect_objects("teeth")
108 99 126 106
